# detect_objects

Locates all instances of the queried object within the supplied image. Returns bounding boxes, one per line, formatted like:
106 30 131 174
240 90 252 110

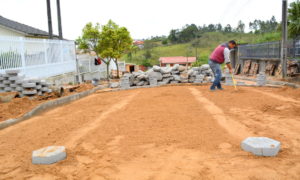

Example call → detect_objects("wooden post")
56 0 63 39
281 0 288 78
46 0 53 39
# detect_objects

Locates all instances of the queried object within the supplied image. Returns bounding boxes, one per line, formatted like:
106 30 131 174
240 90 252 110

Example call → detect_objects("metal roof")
0 15 49 37
159 56 196 64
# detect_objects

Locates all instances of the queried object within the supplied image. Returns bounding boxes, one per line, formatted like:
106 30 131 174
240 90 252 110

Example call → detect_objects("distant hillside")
122 32 281 67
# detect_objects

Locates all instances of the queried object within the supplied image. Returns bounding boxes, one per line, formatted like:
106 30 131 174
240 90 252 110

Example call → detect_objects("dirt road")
0 85 300 179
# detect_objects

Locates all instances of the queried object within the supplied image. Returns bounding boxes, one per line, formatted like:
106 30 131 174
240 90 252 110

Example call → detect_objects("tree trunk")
106 61 110 82
115 59 120 79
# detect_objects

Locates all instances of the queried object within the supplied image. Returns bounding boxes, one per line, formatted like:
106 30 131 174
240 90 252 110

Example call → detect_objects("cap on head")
228 40 237 49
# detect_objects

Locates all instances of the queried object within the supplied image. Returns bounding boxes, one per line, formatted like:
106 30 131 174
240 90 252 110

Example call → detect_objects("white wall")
0 25 24 37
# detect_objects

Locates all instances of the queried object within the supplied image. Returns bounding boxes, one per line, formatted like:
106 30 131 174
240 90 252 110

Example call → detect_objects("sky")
0 0 294 40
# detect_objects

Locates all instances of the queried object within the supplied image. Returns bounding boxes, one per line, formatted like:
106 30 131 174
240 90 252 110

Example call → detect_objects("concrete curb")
95 82 276 95
0 85 106 130
235 76 300 88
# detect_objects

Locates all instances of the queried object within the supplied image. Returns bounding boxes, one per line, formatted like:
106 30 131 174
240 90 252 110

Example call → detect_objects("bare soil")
0 83 95 122
0 85 299 179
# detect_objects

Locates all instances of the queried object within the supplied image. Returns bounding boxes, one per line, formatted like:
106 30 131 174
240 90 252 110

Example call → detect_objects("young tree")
76 22 112 80
114 25 133 78
288 0 300 38
98 20 132 79
224 24 232 33
236 20 245 33
216 23 223 32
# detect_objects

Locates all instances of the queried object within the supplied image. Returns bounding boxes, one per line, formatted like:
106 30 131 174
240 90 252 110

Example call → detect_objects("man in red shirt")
209 40 237 91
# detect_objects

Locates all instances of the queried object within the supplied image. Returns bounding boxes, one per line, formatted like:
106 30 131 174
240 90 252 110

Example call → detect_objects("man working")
208 40 237 91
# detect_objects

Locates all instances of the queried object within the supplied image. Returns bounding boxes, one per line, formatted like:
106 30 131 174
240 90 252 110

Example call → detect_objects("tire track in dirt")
189 87 252 140
65 92 139 149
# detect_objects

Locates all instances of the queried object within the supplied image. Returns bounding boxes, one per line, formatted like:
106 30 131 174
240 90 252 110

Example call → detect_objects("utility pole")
46 0 53 39
281 0 288 78
56 0 63 39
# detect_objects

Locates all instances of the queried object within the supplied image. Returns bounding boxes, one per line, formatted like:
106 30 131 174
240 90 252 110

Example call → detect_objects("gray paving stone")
15 87 23 92
36 85 42 89
5 69 20 75
41 87 49 92
15 79 24 84
241 137 281 157
28 79 41 83
0 76 4 80
22 90 37 95
3 74 10 78
32 146 66 165
22 83 36 88
9 84 18 88
4 87 12 92
0 84 8 88
3 80 10 85
8 76 21 81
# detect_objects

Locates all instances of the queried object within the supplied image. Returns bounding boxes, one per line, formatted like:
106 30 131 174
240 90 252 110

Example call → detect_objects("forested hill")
122 14 298 66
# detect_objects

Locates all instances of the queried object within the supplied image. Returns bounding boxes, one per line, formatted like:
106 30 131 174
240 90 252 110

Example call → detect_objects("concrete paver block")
32 146 66 165
22 90 37 95
5 69 20 75
241 137 280 156
0 84 8 88
15 87 23 92
41 87 49 92
4 87 12 92
28 79 41 83
9 84 18 88
8 76 20 81
36 85 42 89
22 83 36 88
3 80 10 85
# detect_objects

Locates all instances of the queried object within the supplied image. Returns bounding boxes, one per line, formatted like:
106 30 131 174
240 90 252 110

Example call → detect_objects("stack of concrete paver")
0 70 52 97
120 64 214 89
224 70 233 85
256 72 267 86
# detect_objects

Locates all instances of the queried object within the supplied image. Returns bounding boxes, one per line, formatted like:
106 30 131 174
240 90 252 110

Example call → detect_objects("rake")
231 73 238 90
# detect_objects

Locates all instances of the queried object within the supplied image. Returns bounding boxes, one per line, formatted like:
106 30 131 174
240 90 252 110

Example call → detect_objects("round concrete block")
241 137 280 157
32 146 66 165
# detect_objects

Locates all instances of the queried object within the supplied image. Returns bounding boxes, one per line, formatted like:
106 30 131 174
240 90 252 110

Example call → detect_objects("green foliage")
77 20 132 79
192 54 209 67
288 0 300 38
162 39 168 45
122 31 282 67
249 16 279 34
235 20 245 33
76 22 101 51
